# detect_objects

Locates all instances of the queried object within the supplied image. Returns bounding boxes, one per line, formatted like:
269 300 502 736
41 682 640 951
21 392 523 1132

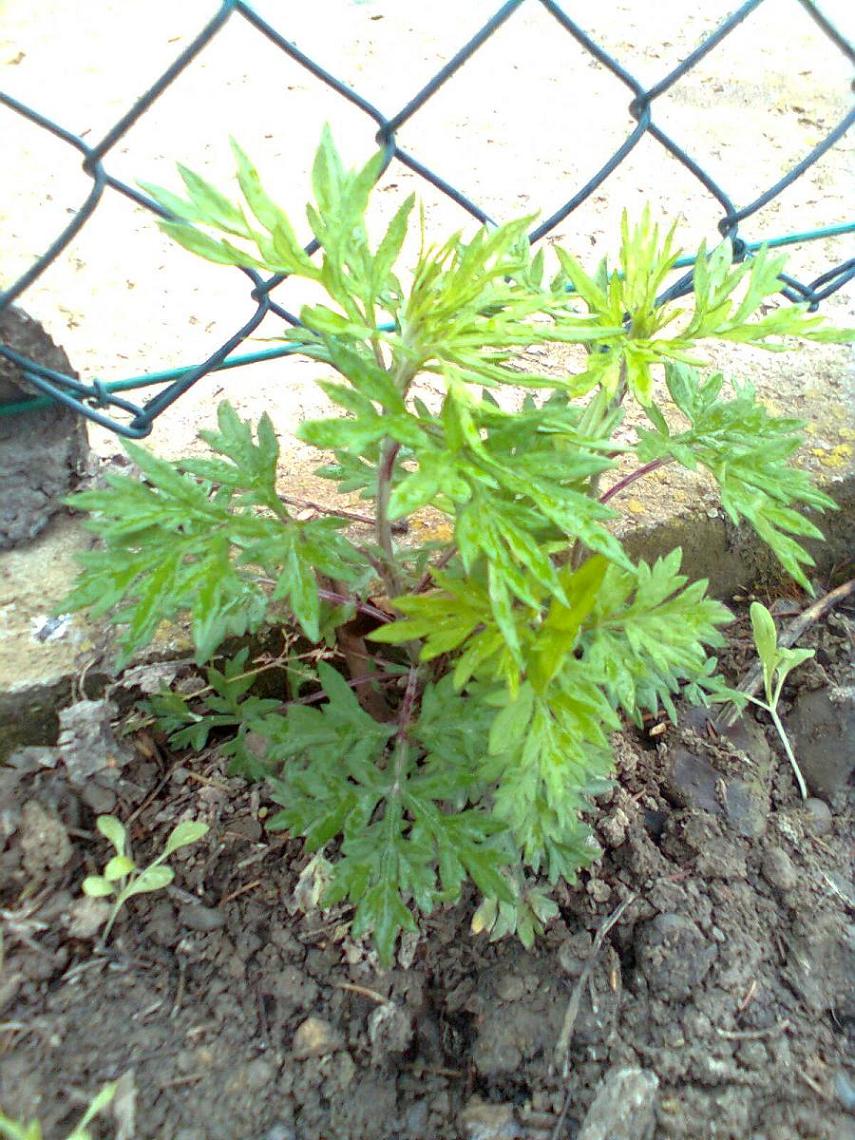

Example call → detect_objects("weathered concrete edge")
622 472 855 599
2 473 853 761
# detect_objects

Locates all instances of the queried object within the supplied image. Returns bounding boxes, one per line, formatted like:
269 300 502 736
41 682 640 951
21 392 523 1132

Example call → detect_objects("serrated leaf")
488 563 522 665
373 194 415 290
159 221 254 267
640 365 836 590
229 139 319 278
387 464 443 518
488 682 535 755
285 543 321 641
177 163 249 236
577 553 731 722
352 880 418 966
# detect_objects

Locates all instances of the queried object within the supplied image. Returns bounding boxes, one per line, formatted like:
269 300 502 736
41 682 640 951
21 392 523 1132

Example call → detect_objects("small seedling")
746 601 814 799
0 1081 116 1140
82 814 209 941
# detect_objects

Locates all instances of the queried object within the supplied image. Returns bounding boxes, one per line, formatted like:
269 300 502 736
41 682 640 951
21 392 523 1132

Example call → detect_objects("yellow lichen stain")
840 427 855 442
626 498 646 516
409 515 454 543
818 443 853 469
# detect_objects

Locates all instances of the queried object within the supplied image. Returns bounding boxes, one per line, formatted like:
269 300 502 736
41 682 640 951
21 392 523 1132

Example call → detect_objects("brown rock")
292 1015 342 1058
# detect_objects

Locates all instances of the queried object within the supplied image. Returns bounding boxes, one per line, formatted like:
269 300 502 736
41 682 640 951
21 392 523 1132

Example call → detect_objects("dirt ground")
1 590 853 1139
2 5 854 1139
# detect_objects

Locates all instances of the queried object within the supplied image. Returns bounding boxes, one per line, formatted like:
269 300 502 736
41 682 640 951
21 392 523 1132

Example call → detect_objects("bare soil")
1 592 853 1140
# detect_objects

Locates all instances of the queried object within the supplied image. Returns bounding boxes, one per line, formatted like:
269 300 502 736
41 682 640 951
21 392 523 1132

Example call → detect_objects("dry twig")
553 894 637 1078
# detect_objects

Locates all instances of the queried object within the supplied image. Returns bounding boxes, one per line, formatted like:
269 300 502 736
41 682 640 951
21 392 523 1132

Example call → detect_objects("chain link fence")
1 0 853 438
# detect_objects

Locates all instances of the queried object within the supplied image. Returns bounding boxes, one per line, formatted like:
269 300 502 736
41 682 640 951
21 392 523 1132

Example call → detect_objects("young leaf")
103 855 135 882
352 880 419 966
81 876 114 899
161 820 210 859
749 601 814 706
96 814 127 855
70 1082 118 1136
122 865 175 899
749 601 779 698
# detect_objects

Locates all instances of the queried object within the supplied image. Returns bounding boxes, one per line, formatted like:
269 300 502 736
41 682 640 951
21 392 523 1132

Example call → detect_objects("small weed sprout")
0 1081 116 1140
82 815 209 942
746 601 815 799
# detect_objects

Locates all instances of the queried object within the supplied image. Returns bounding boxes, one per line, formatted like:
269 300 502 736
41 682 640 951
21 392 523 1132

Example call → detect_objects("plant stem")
278 493 408 534
100 899 123 945
599 458 670 504
766 704 809 800
376 438 402 593
415 544 458 594
391 666 420 795
317 589 392 625
260 578 393 624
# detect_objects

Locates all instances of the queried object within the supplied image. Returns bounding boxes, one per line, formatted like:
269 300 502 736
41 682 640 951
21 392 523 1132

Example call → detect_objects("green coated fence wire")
1 0 853 438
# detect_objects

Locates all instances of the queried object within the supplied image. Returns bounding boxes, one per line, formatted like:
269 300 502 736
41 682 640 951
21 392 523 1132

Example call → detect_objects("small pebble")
292 1016 341 1058
243 1056 277 1091
79 782 117 815
178 904 225 932
577 1067 659 1140
458 1096 522 1140
761 847 798 892
833 1070 855 1112
65 897 110 940
803 797 833 837
226 815 263 842
263 1127 296 1140
737 1041 768 1069
368 1002 413 1063
588 878 612 903
495 974 527 1002
20 800 72 880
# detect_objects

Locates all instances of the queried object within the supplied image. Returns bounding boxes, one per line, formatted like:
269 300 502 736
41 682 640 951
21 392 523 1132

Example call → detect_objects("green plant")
0 1082 116 1140
82 814 209 942
63 129 849 962
745 601 815 799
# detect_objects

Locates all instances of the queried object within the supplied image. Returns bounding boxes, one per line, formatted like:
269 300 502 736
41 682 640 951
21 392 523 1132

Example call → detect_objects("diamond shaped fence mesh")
1 0 852 438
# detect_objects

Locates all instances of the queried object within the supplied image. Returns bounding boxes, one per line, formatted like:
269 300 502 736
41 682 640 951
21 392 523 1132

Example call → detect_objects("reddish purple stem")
317 589 391 624
599 458 667 505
